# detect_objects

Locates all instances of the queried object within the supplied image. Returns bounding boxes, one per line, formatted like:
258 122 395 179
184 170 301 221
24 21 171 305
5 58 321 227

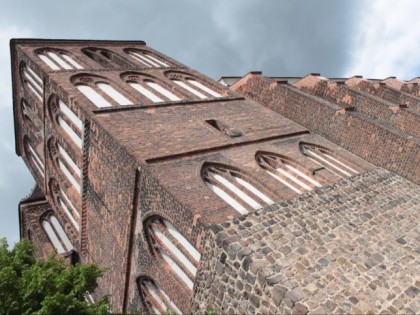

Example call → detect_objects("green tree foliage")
0 238 110 315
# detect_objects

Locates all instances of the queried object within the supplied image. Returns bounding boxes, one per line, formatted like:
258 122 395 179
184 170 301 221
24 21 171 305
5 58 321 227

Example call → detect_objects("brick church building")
11 39 419 314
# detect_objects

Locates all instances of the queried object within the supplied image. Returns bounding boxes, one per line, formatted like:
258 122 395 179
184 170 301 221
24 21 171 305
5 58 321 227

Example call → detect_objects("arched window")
82 47 132 68
72 74 133 108
256 152 322 195
49 96 84 149
42 213 73 254
300 143 359 178
122 72 181 103
24 137 44 179
124 49 170 68
20 63 43 101
49 138 82 194
146 217 201 291
202 163 274 215
37 49 84 70
166 72 223 99
50 179 80 231
138 277 182 315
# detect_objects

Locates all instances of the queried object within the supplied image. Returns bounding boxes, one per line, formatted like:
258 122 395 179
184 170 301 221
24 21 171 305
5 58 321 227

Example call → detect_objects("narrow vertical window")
139 279 182 314
173 80 207 99
202 164 274 214
96 83 133 105
27 142 44 178
38 49 84 71
58 116 83 149
22 65 43 101
58 159 81 193
128 82 163 102
126 50 170 68
77 85 112 108
256 152 322 195
301 144 359 178
147 218 201 292
42 214 73 253
146 81 180 101
187 79 222 97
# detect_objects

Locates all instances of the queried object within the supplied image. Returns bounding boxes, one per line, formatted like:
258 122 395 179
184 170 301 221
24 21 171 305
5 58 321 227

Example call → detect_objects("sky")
1 0 420 245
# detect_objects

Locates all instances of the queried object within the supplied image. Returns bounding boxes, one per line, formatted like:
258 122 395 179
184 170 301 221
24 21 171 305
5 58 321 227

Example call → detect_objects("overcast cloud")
1 0 419 245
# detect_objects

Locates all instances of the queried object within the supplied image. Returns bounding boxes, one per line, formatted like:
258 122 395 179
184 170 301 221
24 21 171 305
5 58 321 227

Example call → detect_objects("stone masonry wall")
192 168 420 314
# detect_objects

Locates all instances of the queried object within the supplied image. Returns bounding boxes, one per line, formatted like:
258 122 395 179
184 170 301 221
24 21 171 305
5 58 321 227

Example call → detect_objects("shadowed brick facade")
11 39 419 314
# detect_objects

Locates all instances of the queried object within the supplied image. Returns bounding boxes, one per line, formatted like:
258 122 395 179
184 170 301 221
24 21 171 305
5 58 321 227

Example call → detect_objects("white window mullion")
157 283 182 314
61 54 84 69
59 199 80 231
152 227 197 275
164 220 201 262
322 153 359 174
173 80 207 99
286 164 322 188
58 117 83 149
146 82 181 101
24 70 43 94
60 188 80 218
28 143 44 170
267 170 302 194
187 80 222 97
234 177 274 205
129 82 163 102
38 54 61 70
307 150 351 177
47 52 72 70
58 144 82 179
206 182 248 215
144 55 169 67
96 83 133 105
26 67 43 85
137 54 160 67
77 85 112 108
145 283 168 312
129 53 152 67
213 173 262 210
59 159 81 193
160 250 194 290
277 167 312 191
59 100 83 131
50 216 74 252
43 220 65 253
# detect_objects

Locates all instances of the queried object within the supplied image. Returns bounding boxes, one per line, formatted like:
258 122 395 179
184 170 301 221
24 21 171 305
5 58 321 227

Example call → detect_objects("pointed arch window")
122 73 182 103
138 278 182 315
82 47 132 68
125 49 170 68
146 217 201 291
202 163 274 214
300 144 359 178
167 72 223 99
72 75 133 108
42 214 73 254
37 49 84 70
20 63 43 101
256 152 322 195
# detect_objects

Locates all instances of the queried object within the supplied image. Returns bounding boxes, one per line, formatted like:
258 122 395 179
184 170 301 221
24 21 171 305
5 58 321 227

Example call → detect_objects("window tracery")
256 151 322 194
72 74 133 108
125 49 170 68
138 277 182 315
166 71 223 99
37 48 84 70
300 143 359 178
41 213 73 254
82 47 132 68
145 217 201 291
202 163 274 214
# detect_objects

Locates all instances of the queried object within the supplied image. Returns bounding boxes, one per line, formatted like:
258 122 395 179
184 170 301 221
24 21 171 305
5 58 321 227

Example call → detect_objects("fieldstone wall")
192 168 419 314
